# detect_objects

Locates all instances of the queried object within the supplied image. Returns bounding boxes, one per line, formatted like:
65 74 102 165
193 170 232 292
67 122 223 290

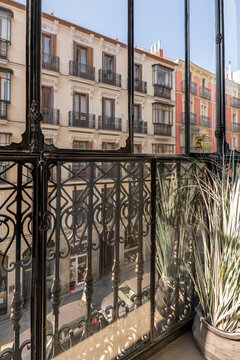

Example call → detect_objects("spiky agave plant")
189 159 240 332
155 168 196 287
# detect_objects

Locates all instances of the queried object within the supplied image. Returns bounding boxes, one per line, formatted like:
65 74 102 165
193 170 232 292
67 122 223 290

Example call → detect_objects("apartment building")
0 0 177 319
175 59 240 153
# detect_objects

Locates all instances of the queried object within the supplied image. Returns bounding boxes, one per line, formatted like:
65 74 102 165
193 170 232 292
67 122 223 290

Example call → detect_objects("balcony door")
41 86 53 109
74 93 88 121
134 104 141 121
75 45 87 74
103 53 116 81
103 98 114 118
42 34 52 64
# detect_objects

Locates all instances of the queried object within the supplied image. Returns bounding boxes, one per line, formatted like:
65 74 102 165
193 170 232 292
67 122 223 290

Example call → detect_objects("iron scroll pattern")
45 160 152 359
0 161 33 360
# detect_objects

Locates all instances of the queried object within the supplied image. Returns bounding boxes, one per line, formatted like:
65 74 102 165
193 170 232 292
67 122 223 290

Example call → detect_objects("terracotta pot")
192 305 240 360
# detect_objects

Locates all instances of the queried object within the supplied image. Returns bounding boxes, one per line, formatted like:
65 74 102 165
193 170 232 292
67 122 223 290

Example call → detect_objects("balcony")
181 112 197 124
231 122 240 132
200 115 211 127
41 108 60 125
181 80 197 95
0 39 9 59
200 86 211 100
98 116 122 131
69 61 95 81
154 123 172 136
69 112 95 129
231 96 240 108
134 79 147 93
0 101 7 119
134 120 148 134
154 84 171 99
42 53 60 72
99 69 121 87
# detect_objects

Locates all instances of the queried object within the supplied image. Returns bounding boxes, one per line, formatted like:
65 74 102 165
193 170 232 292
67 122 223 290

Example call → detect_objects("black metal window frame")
0 0 230 157
0 2 235 358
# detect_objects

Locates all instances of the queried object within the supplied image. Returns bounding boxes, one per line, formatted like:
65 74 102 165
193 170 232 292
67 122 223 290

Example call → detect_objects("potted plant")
155 159 240 358
188 160 240 359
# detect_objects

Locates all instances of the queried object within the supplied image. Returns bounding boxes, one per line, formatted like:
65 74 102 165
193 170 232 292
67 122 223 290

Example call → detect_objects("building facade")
175 59 240 153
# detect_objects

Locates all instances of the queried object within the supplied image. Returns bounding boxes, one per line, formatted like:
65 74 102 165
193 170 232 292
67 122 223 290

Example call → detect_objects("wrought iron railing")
69 112 96 128
134 120 148 134
41 108 60 125
0 39 9 59
98 116 122 131
231 96 240 108
69 61 95 81
154 85 171 99
99 69 121 87
181 80 197 95
42 53 60 72
134 79 147 94
0 156 200 360
181 112 197 124
153 123 172 136
231 122 240 132
0 101 7 119
200 86 211 100
200 115 211 127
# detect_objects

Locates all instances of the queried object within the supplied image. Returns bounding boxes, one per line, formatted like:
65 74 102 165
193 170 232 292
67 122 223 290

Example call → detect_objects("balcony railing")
180 146 198 153
200 86 211 100
0 101 7 119
181 112 197 124
154 84 171 99
231 122 240 132
154 123 172 136
231 96 240 108
69 61 95 81
99 69 121 87
181 80 197 95
69 112 95 129
0 39 9 59
134 120 148 134
200 115 211 127
98 116 122 131
41 108 60 125
42 53 60 72
134 79 147 93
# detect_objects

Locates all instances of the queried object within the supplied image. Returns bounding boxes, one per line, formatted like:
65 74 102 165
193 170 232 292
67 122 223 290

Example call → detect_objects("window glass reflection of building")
0 9 12 42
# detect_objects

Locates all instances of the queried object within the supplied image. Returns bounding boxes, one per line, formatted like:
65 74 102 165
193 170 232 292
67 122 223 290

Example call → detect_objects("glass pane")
189 0 216 154
224 0 240 151
135 0 184 154
0 162 33 360
41 0 127 150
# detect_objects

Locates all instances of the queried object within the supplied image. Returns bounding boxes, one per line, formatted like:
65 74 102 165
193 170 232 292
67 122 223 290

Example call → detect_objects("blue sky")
16 0 239 72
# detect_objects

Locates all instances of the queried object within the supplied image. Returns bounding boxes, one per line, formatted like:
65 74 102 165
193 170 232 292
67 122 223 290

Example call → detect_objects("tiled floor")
149 331 204 360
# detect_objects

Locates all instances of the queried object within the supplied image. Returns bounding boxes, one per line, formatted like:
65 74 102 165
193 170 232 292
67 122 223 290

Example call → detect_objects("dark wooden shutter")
73 41 77 62
113 55 116 73
86 94 89 114
51 34 56 55
87 47 93 67
102 52 105 70
139 64 142 80
111 99 115 118
102 98 105 117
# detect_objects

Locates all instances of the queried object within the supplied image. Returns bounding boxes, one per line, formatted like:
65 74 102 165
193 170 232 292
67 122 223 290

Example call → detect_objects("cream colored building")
0 0 177 155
